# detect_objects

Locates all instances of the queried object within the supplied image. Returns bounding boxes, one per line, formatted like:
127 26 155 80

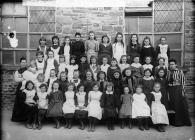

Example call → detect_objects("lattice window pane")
154 0 183 32
2 34 10 48
139 17 152 32
29 6 55 32
15 18 28 32
2 51 14 64
30 34 41 49
17 33 27 48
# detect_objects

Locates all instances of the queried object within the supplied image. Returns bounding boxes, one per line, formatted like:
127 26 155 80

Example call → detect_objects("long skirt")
75 108 88 119
168 85 191 126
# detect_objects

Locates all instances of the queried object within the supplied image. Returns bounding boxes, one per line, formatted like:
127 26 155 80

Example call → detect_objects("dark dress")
167 69 191 126
58 79 69 97
70 40 85 64
122 76 136 94
98 43 112 65
119 94 133 118
83 78 95 94
107 66 121 82
101 92 118 118
47 90 64 117
140 46 156 65
112 77 123 107
154 66 168 78
97 80 108 93
126 43 141 63
141 77 155 107
155 77 169 109
78 62 90 81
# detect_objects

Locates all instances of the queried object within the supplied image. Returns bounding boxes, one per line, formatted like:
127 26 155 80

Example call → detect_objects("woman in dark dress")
11 57 28 122
98 35 113 65
126 34 141 64
70 32 85 64
167 59 191 126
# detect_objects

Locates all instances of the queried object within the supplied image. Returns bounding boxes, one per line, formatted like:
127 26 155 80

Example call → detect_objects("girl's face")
117 34 122 42
50 70 56 77
158 70 165 77
93 85 99 92
53 38 59 44
27 82 34 90
144 71 151 77
86 72 92 79
144 39 150 46
48 52 54 58
75 35 81 41
37 55 44 62
79 86 84 92
114 72 120 79
40 86 46 93
80 57 86 63
134 57 139 63
111 61 117 66
131 35 137 42
125 69 131 77
20 60 27 68
99 73 105 80
160 38 166 45
154 84 161 92
60 73 67 81
121 56 127 63
107 86 113 92
159 59 165 66
102 58 108 65
136 87 142 94
169 62 177 70
70 58 75 64
91 58 96 64
53 83 59 90
30 60 36 68
145 57 151 64
89 33 95 40
124 87 129 94
65 38 70 45
59 57 65 63
37 75 44 82
103 37 108 44
73 71 79 79
40 40 46 46
68 85 74 91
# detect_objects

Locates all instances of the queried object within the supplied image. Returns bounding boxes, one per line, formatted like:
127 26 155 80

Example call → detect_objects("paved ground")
1 110 195 140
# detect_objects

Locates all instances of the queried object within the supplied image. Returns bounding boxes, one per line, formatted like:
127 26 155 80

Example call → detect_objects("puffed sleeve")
14 71 24 82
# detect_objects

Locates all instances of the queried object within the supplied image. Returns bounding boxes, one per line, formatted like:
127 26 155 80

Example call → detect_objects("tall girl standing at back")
112 32 126 63
85 31 99 63
48 36 60 63
59 36 71 65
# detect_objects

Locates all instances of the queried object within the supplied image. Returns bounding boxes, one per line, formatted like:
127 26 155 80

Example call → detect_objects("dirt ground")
1 110 194 140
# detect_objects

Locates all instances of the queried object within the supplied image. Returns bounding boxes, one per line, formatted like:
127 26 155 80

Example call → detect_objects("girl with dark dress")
58 71 69 94
97 71 108 93
107 58 121 82
11 57 28 122
98 35 112 65
119 86 133 129
155 68 169 109
74 84 88 130
101 82 118 130
141 69 155 108
154 57 168 77
70 32 85 64
126 34 141 64
112 69 123 109
83 70 95 94
21 80 38 129
47 80 64 129
167 59 191 126
78 55 90 81
140 36 156 65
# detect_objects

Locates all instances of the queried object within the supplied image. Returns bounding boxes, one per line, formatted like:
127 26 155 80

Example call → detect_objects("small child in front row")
101 82 118 130
132 85 151 131
119 86 133 129
62 83 76 129
87 83 103 132
151 82 169 132
74 84 88 130
36 83 48 130
100 57 110 76
47 81 64 129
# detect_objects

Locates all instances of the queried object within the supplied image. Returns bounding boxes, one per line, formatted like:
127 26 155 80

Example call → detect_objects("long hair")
142 36 153 47
101 35 110 44
97 71 107 81
85 69 95 81
88 31 97 40
52 35 60 46
39 37 47 45
25 80 35 90
129 34 139 45
113 32 124 47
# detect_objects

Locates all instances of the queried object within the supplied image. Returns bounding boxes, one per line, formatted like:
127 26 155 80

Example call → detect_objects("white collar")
144 45 151 48
106 91 113 95
143 76 154 80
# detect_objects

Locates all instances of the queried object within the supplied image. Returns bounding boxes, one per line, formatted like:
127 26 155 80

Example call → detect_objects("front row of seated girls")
21 72 169 132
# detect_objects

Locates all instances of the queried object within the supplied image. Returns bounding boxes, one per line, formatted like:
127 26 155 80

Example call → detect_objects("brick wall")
183 0 195 115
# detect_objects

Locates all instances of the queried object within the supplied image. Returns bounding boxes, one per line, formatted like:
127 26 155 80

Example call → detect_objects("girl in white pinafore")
62 83 75 129
112 32 126 63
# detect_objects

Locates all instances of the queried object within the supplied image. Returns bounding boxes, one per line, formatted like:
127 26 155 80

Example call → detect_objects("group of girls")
12 31 180 133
